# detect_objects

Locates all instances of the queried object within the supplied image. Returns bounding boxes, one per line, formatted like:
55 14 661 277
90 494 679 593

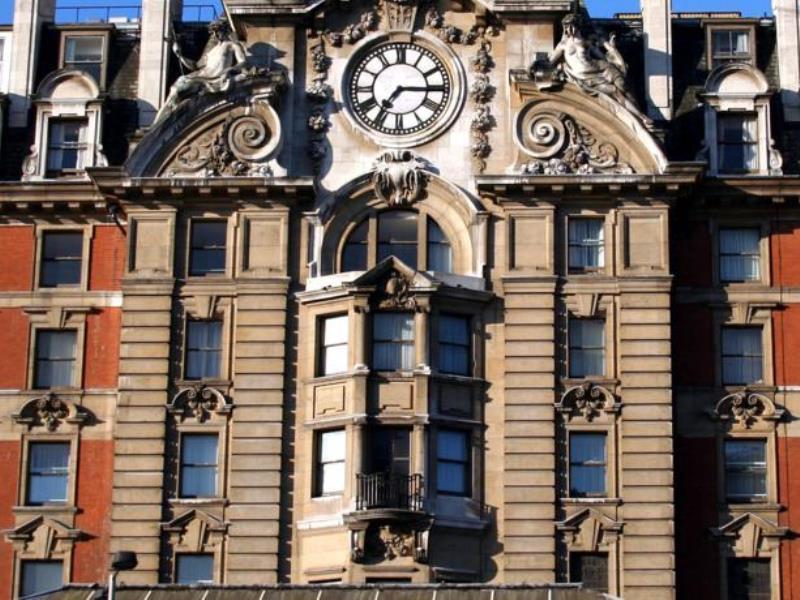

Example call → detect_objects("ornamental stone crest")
557 382 619 422
12 394 89 431
372 150 428 207
350 522 430 564
712 390 784 429
377 269 417 310
168 384 232 423
517 110 633 175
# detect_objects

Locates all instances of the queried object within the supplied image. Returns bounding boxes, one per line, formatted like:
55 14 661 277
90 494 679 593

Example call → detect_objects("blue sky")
0 0 774 27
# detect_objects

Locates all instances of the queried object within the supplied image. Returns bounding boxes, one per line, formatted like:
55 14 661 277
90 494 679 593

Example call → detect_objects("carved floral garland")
306 37 332 173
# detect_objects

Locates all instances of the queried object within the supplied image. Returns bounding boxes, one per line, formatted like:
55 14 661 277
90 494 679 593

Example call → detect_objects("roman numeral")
377 53 390 67
375 110 389 127
423 67 439 77
358 98 377 112
395 114 404 130
422 97 439 111
426 85 445 92
356 86 372 93
396 46 406 64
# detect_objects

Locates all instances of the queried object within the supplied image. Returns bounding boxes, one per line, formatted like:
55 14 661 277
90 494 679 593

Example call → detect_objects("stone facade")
1 0 800 599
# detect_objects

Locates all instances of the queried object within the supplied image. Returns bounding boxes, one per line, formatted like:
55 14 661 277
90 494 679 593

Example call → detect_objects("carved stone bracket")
372 150 429 207
711 390 784 430
12 394 90 431
168 384 232 423
556 382 620 422
712 513 788 557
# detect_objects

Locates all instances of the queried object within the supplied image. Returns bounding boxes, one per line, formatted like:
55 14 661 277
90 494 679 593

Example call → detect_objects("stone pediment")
12 393 91 431
347 256 438 291
712 513 788 557
4 516 83 556
162 510 228 553
556 508 623 551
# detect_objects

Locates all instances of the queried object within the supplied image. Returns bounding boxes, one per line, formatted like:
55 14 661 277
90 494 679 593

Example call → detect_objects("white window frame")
314 429 346 497
319 314 349 376
0 32 11 94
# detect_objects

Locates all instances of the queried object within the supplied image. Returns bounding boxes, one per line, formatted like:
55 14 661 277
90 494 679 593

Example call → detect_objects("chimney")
137 0 183 127
774 0 800 121
641 0 673 121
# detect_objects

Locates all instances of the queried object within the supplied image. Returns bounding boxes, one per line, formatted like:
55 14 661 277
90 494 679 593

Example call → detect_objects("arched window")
339 210 453 273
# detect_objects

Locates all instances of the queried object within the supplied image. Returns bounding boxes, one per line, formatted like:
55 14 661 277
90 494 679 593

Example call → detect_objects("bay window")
378 210 418 267
721 326 762 385
342 220 368 271
720 228 760 283
372 313 415 371
711 29 752 67
315 429 346 496
438 313 471 376
436 429 470 496
319 315 349 376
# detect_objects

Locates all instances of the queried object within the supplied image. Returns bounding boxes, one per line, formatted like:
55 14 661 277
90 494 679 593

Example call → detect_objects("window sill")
13 504 78 514
169 497 228 508
725 501 779 510
561 497 621 507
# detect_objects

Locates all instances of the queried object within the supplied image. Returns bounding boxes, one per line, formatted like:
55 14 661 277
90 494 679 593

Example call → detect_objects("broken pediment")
712 513 788 557
556 508 623 551
12 393 91 431
162 510 228 552
556 382 620 422
4 516 82 557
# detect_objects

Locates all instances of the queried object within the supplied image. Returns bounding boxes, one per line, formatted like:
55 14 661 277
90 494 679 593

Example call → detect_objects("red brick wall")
73 439 114 583
779 436 800 599
89 226 126 291
83 309 121 389
772 220 800 286
0 309 29 389
672 304 714 386
673 220 713 287
675 436 720 600
0 442 20 600
0 226 34 291
774 305 800 386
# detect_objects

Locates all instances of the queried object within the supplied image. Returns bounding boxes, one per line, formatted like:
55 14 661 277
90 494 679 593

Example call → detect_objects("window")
0 37 7 92
569 553 609 593
189 220 227 276
315 429 346 496
34 330 77 389
720 228 760 283
718 114 758 173
569 319 605 378
378 211 418 267
711 29 752 67
175 554 214 584
727 558 770 600
185 320 222 380
320 315 348 376
370 427 411 476
40 231 83 287
46 119 87 175
721 327 763 385
20 560 63 597
179 434 218 498
568 218 604 272
342 220 368 271
569 433 607 497
437 429 471 496
63 36 104 83
27 443 69 505
427 219 452 272
725 439 767 502
438 314 471 376
372 313 415 371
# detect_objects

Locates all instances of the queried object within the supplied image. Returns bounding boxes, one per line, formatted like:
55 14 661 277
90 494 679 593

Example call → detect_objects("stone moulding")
371 150 429 207
556 382 620 422
710 389 784 429
168 384 233 423
11 393 90 431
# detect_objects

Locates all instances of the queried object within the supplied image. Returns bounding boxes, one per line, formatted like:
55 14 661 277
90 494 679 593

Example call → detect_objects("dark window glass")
46 119 87 174
727 558 771 600
27 443 69 505
569 553 608 593
378 211 418 268
712 29 751 66
427 218 452 272
725 439 767 502
342 220 369 271
436 429 470 496
63 36 103 82
189 221 227 276
370 427 411 476
35 330 77 389
568 218 604 271
185 320 222 380
40 231 82 287
569 433 607 497
569 319 605 378
175 554 214 584
438 314 470 376
722 326 762 385
720 228 760 283
20 560 63 597
179 434 218 498
718 114 758 173
372 313 414 371
315 429 346 496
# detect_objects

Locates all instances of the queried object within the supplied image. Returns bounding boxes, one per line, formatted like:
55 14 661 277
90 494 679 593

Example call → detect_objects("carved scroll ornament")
12 394 89 431
713 390 784 429
557 382 619 421
168 384 232 423
372 150 428 207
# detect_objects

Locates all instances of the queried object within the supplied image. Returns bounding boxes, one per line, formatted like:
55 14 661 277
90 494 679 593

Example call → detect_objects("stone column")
8 0 55 126
137 0 183 127
641 0 673 121
774 0 800 120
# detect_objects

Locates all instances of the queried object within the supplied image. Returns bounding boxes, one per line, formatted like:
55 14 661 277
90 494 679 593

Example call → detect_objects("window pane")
570 433 607 497
321 315 349 375
725 439 767 501
569 319 605 378
727 558 770 600
41 232 83 287
176 554 214 584
342 220 368 271
35 330 77 388
438 430 468 461
720 228 760 282
185 321 222 380
320 430 346 462
190 221 226 276
569 553 609 593
427 219 452 272
20 560 63 597
180 435 218 498
437 429 470 495
321 461 345 495
47 120 87 173
27 443 69 505
317 429 346 495
568 219 604 270
378 211 418 268
439 314 470 376
65 36 103 62
373 313 415 371
722 327 763 384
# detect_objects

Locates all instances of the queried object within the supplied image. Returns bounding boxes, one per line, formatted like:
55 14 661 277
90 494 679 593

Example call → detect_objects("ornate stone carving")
372 150 428 207
532 12 652 127
517 111 634 175
381 0 419 32
424 6 488 45
712 390 784 429
350 522 430 564
168 384 232 423
557 382 619 421
306 37 331 174
12 393 89 431
377 269 417 310
326 9 378 46
469 39 495 173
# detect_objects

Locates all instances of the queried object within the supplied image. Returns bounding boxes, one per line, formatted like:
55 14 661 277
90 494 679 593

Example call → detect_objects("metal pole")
108 571 117 600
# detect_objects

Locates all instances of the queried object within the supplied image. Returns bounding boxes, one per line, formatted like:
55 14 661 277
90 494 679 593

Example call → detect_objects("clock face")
348 42 452 136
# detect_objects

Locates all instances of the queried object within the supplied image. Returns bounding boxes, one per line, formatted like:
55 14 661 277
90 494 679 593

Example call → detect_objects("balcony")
355 473 424 513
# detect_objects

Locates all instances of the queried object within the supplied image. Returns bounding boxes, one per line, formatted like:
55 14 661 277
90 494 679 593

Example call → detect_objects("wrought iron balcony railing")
355 472 424 512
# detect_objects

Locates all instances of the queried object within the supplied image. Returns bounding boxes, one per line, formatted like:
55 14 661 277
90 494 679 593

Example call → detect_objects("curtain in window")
35 331 76 388
720 228 760 282
569 433 606 497
27 443 69 505
186 321 222 380
437 429 469 495
180 435 218 498
176 554 214 584
439 314 470 375
322 315 349 375
378 211 418 268
342 220 368 271
373 313 415 371
46 120 87 172
21 561 63 597
569 320 605 378
319 430 346 495
427 219 452 272
722 327 763 384
725 440 766 500
733 31 750 54
568 219 604 269
718 115 758 172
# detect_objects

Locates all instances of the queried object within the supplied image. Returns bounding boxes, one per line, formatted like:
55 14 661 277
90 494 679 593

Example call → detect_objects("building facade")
1 0 800 598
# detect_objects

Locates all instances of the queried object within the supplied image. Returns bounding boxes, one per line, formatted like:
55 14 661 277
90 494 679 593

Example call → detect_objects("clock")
348 42 453 137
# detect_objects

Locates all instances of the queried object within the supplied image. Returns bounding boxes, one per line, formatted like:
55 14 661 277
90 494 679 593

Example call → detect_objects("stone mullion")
618 290 675 600
226 290 288 584
111 285 174 584
502 287 556 583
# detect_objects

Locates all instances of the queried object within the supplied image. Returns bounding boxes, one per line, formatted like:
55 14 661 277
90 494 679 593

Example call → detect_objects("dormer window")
711 29 752 67
46 119 88 176
63 36 104 83
717 113 758 173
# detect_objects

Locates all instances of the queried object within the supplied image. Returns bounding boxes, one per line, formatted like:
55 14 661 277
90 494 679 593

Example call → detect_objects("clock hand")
381 85 406 108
